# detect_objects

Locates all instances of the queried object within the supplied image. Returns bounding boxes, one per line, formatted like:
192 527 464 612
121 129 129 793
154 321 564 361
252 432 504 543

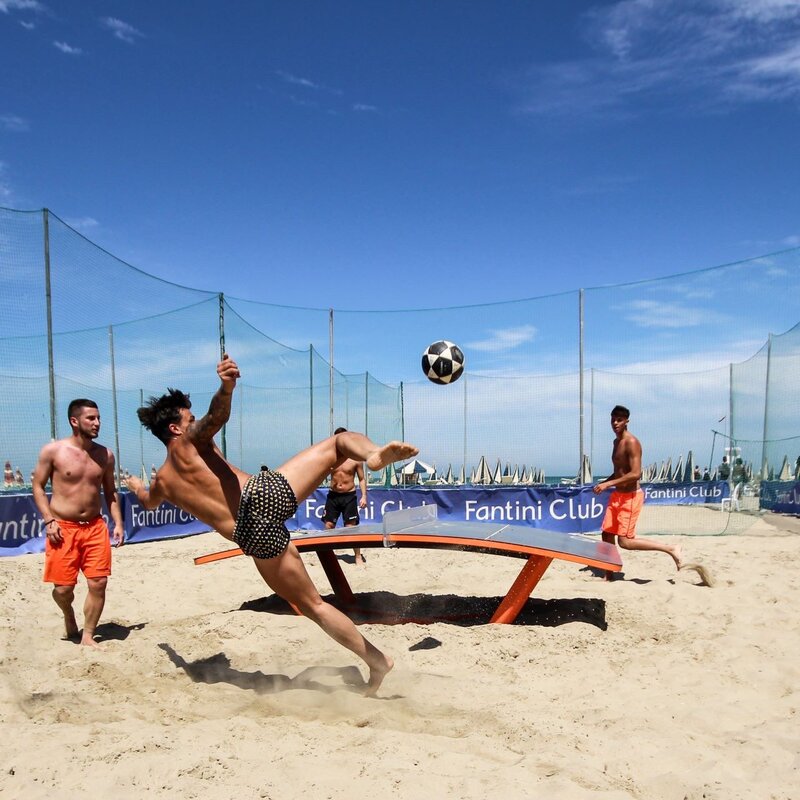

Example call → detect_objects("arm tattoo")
192 387 233 442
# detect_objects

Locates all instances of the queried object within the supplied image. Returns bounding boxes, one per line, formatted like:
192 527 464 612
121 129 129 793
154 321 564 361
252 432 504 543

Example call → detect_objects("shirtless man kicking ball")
125 354 418 695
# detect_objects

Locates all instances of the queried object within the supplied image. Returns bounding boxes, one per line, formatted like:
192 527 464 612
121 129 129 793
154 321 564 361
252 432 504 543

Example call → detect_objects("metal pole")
309 345 314 445
400 381 405 442
728 362 734 471
108 325 122 488
139 388 144 479
590 367 595 467
463 373 468 477
578 288 585 475
761 334 772 475
364 372 369 437
43 209 56 440
218 293 227 457
329 308 334 436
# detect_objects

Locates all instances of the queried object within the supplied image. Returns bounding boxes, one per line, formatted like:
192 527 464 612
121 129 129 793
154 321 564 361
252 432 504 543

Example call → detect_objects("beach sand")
1 509 798 799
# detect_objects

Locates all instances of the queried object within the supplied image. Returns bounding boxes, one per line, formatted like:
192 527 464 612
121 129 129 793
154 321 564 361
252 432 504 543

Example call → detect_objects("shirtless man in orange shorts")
125 354 418 696
32 399 124 647
593 405 682 580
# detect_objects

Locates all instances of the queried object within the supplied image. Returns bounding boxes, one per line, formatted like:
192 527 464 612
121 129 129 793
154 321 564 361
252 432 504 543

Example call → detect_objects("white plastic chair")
721 482 742 512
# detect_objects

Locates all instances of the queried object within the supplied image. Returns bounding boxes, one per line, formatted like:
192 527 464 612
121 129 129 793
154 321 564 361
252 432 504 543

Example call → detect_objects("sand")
1 510 798 799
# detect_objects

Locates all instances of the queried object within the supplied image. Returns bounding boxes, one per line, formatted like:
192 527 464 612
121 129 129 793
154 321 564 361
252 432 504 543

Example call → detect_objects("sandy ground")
1 509 798 799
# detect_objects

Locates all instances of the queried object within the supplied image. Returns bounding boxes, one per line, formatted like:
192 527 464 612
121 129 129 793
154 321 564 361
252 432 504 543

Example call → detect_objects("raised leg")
253 542 392 696
276 432 417 505
617 536 682 569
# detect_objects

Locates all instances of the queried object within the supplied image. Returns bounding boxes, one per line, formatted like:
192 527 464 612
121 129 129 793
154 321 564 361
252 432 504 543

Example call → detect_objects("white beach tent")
778 455 792 481
473 456 493 485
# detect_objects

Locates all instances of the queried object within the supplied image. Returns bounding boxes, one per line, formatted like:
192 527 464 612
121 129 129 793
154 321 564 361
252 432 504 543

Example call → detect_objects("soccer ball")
421 340 465 385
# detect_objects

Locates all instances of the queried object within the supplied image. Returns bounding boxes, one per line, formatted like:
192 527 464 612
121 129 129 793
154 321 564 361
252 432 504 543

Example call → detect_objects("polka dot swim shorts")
232 469 298 560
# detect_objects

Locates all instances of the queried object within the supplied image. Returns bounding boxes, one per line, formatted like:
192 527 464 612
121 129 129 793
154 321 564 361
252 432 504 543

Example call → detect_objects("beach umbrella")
444 464 454 485
458 464 466 484
473 456 493 485
519 466 529 484
493 459 503 484
579 454 593 484
511 466 520 484
399 458 434 476
778 455 791 481
672 455 684 483
684 450 695 483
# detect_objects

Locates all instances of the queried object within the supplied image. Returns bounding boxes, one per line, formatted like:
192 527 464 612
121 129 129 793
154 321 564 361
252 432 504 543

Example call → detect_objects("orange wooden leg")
489 555 553 624
317 550 356 607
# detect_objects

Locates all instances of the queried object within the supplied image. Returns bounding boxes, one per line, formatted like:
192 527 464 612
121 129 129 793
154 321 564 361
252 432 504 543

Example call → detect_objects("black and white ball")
421 340 465 385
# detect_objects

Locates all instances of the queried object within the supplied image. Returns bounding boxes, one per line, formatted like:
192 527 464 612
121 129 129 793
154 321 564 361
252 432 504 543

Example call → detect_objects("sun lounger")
195 505 622 624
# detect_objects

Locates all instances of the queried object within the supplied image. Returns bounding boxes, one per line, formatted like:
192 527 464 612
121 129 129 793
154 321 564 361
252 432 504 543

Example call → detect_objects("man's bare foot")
366 442 418 472
80 634 104 650
354 550 366 566
364 654 394 697
63 613 79 640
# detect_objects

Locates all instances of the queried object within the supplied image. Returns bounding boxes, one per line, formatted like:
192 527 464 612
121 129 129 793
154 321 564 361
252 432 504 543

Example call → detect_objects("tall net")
1 206 799 537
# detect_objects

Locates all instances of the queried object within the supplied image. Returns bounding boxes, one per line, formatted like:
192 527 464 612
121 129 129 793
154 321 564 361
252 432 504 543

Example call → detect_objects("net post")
328 308 334 437
579 288 585 477
400 381 405 442
308 345 314 446
43 208 56 441
139 388 144 479
761 334 772 476
108 325 122 488
218 293 227 458
365 371 369 437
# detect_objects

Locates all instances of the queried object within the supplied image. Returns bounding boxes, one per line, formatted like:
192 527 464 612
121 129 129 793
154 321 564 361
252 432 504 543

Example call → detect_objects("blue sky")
2 1 800 476
2 0 800 309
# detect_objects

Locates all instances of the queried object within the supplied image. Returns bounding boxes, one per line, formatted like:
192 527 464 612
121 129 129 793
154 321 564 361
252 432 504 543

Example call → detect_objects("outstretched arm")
125 474 166 511
190 354 241 444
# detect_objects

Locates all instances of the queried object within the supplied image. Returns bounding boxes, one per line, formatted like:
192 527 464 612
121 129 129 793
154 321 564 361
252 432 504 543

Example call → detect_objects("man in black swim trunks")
324 427 369 565
125 354 419 695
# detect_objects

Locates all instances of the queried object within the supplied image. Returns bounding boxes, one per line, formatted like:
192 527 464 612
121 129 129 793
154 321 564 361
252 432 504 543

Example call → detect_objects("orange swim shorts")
601 489 644 539
43 516 112 585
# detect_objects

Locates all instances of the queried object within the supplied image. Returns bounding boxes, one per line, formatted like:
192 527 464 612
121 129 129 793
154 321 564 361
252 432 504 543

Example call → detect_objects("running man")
324 426 369 566
32 399 124 647
125 354 418 695
593 405 682 579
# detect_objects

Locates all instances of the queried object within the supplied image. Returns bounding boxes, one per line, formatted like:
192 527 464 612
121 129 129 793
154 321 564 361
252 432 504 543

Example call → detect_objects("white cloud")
0 114 28 132
277 71 321 90
620 299 728 328
515 0 800 117
353 103 378 112
0 0 44 13
0 161 12 201
101 17 143 44
466 325 538 352
64 216 99 231
19 19 34 28
53 41 82 55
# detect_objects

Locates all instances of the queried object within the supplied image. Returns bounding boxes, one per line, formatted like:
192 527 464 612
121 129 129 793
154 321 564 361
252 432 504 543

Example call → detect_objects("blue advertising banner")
293 486 610 534
0 492 210 557
0 479 734 557
642 481 728 505
759 480 800 515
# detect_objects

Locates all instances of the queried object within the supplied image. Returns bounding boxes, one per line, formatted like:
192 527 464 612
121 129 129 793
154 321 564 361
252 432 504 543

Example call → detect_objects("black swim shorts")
232 469 298 559
323 489 360 525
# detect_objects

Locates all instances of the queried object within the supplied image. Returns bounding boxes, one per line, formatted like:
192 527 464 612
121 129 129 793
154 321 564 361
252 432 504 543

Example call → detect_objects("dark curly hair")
137 388 192 444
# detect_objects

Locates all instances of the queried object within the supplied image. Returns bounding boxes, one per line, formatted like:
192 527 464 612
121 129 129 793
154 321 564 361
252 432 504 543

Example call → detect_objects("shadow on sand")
158 643 368 695
238 591 609 630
